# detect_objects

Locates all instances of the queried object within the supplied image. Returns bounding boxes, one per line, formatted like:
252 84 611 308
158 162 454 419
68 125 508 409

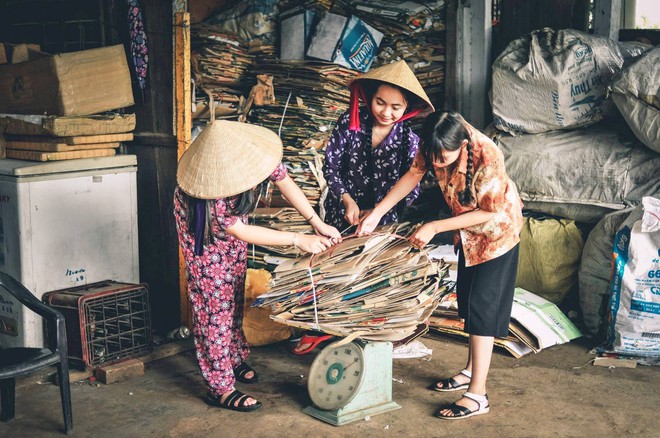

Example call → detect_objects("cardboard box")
280 8 319 61
1 43 45 64
0 45 134 116
306 12 383 72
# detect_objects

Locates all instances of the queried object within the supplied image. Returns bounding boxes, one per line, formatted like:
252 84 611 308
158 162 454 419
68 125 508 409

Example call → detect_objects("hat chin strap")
348 82 424 131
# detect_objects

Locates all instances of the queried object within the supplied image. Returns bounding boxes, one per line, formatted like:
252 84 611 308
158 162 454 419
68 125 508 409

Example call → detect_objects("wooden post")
593 0 622 40
455 0 492 129
174 11 192 328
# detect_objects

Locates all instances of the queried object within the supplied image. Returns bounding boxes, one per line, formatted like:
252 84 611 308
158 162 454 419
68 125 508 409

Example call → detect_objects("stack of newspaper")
254 227 450 342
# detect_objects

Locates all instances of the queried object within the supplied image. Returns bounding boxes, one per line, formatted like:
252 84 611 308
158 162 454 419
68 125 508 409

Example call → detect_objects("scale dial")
308 341 366 410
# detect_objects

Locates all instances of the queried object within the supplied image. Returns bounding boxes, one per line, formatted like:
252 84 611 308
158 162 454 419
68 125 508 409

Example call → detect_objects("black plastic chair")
0 272 72 434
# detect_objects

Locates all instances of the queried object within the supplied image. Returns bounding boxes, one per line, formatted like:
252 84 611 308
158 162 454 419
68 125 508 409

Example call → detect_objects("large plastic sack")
243 268 293 346
492 28 649 135
516 217 584 304
610 47 660 153
579 208 637 339
495 123 660 223
607 197 660 357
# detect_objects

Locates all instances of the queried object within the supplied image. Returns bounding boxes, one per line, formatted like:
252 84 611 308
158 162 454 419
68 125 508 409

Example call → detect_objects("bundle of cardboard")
254 226 450 342
248 60 359 206
191 24 254 121
247 207 313 270
0 44 135 161
0 113 135 162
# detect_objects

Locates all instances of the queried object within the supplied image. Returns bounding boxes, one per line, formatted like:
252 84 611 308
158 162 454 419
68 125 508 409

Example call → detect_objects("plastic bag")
607 197 660 357
610 47 660 153
492 28 649 134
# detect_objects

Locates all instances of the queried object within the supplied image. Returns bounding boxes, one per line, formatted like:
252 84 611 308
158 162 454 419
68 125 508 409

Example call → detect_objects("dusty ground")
2 335 659 438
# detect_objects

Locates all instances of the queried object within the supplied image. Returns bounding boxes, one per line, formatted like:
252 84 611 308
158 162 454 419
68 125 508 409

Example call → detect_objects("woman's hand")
295 234 332 254
409 223 438 249
312 221 342 244
359 209 373 221
343 195 361 225
356 210 382 236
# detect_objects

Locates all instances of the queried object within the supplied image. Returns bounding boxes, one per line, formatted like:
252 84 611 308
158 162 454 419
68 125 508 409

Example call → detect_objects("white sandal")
436 392 489 420
430 368 472 392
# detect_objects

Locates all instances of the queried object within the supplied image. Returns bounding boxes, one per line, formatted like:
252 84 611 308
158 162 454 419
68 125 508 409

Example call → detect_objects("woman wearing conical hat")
322 60 434 231
173 121 341 412
292 60 434 355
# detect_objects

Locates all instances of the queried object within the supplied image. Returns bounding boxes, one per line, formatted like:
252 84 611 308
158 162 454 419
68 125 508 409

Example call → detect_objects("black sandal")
429 369 471 392
206 390 262 412
435 392 489 420
234 361 258 384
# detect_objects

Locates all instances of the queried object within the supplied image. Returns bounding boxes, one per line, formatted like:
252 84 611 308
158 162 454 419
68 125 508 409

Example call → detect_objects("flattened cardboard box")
0 113 136 136
0 45 134 116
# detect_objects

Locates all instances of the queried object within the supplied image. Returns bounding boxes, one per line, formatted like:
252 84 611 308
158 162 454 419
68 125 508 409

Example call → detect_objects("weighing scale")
302 339 401 426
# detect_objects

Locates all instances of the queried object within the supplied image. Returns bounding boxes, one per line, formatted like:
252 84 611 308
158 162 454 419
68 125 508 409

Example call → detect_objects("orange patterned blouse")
411 125 523 267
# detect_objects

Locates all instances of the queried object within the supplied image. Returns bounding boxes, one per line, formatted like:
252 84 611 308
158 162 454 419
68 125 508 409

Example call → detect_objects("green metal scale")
302 340 401 426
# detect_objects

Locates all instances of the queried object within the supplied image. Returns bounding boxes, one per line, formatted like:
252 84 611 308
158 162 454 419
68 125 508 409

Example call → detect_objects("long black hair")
421 111 474 206
184 182 266 251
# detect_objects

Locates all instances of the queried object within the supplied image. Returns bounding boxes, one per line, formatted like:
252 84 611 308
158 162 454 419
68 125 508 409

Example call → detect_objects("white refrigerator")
0 155 139 348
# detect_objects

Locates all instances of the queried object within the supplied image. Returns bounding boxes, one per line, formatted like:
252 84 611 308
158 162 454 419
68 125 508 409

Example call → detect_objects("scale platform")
303 340 400 426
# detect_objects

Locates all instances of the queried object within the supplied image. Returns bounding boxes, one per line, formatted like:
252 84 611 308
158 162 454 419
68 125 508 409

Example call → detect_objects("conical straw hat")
177 121 283 199
350 60 434 112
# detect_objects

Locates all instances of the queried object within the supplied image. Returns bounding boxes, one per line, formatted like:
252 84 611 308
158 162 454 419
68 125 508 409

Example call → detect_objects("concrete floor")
2 335 660 438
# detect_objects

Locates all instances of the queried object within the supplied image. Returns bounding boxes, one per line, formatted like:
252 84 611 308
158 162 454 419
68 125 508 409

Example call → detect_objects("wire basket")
43 280 152 369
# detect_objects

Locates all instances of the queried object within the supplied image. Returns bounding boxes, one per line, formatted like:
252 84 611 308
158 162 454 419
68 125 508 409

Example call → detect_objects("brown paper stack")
0 113 135 162
254 225 450 343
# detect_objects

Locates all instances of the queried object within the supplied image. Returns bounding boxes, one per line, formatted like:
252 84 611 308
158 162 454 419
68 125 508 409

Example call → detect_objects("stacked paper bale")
345 0 447 112
248 60 359 207
0 114 135 162
191 24 254 121
203 0 280 58
0 44 135 161
255 227 450 343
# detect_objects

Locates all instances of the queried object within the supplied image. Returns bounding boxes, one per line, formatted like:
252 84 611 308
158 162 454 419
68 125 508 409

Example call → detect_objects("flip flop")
292 333 333 355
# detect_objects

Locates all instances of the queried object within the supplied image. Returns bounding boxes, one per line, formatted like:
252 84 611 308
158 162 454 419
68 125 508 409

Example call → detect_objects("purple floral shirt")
323 108 421 229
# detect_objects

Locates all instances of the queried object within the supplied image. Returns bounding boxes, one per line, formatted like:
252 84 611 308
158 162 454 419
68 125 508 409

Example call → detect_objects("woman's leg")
438 335 493 416
229 271 253 379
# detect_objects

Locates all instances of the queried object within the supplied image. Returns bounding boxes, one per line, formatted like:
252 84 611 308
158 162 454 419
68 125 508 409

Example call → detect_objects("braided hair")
421 111 474 206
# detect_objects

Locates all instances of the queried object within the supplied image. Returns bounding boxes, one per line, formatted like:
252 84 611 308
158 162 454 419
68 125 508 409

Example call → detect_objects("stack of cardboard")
0 114 135 162
355 0 447 115
338 0 446 36
248 60 359 206
0 44 135 161
191 23 254 121
429 287 583 358
254 226 450 342
247 207 313 270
